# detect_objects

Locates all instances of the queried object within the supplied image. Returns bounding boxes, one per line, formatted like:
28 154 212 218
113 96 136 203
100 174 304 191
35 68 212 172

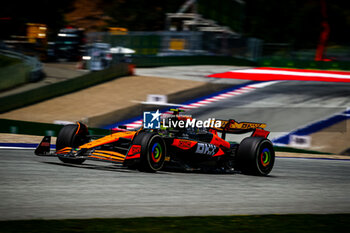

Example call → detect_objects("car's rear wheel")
56 123 89 164
235 137 275 176
134 132 166 172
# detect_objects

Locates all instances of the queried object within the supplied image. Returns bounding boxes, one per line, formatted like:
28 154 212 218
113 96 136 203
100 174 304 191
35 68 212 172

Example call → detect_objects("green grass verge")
0 54 21 68
0 119 110 137
0 214 349 233
257 58 350 71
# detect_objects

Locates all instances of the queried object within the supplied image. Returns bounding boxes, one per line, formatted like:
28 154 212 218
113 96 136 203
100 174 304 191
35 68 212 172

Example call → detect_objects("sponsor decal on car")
195 143 217 156
172 139 197 150
127 145 141 156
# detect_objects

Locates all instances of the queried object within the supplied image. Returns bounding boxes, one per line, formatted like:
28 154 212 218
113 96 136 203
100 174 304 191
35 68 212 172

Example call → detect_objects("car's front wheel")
133 132 166 172
56 122 89 164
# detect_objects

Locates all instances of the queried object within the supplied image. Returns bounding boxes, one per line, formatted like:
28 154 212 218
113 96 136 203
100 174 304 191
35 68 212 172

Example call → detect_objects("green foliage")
198 0 244 32
102 0 179 31
244 0 350 48
101 0 350 47
102 0 243 32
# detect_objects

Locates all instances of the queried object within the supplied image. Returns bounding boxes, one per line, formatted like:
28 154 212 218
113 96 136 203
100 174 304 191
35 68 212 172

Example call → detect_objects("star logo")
143 110 161 129
150 109 161 122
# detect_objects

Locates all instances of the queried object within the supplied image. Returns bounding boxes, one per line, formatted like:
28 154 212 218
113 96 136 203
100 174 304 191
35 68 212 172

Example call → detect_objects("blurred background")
1 0 349 64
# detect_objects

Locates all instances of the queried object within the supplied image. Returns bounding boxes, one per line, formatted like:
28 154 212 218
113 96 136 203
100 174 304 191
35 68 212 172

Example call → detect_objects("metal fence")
86 31 263 61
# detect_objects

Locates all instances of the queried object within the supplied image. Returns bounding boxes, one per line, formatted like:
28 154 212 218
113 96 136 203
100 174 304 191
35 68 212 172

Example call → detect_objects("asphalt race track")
185 81 350 142
0 149 349 220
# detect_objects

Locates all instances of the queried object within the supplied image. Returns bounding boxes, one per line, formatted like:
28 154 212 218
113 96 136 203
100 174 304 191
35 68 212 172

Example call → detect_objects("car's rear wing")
209 119 269 139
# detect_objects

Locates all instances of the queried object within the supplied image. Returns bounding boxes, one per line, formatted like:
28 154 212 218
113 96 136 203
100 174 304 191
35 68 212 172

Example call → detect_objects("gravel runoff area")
0 134 56 144
0 75 204 124
309 119 350 154
0 65 249 125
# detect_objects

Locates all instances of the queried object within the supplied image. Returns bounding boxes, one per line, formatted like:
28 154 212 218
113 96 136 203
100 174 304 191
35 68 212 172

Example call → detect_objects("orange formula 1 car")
35 110 275 175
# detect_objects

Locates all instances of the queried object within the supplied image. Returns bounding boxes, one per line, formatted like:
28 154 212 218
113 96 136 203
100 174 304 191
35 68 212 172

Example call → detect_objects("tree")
102 0 179 31
244 0 350 48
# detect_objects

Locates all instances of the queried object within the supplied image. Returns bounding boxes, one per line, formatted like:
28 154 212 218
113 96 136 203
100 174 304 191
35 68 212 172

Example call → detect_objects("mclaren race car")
35 110 275 175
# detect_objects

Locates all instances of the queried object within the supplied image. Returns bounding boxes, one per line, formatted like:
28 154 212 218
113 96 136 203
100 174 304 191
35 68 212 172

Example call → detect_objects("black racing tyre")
235 137 275 176
56 123 89 164
134 132 166 172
